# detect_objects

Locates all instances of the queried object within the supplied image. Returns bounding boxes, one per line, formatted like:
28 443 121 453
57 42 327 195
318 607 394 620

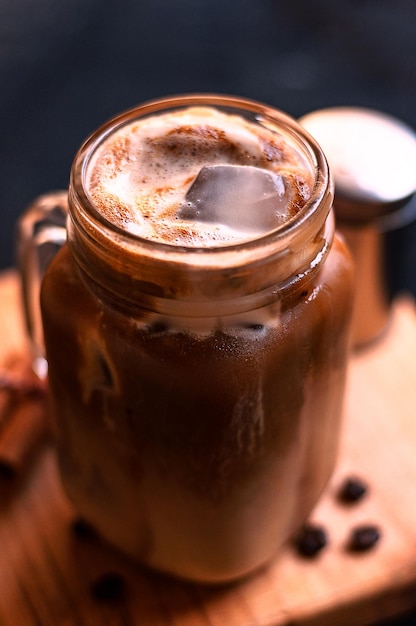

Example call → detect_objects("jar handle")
16 191 68 379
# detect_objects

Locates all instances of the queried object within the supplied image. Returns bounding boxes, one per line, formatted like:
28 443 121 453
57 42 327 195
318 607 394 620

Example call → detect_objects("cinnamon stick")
0 386 16 432
0 394 50 479
0 355 24 431
0 353 50 479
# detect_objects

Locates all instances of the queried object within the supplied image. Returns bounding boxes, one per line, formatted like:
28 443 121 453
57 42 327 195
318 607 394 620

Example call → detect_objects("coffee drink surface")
86 107 313 246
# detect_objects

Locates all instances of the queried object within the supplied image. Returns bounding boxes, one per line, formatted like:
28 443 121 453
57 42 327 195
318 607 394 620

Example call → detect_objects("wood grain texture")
0 269 415 626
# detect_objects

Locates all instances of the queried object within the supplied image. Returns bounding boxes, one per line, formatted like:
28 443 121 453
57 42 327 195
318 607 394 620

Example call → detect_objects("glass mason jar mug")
19 95 354 583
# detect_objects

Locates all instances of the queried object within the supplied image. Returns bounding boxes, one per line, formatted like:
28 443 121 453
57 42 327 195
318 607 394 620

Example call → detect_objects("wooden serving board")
0 268 416 626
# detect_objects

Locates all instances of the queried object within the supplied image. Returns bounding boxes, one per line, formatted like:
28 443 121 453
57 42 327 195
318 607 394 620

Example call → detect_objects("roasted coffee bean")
71 517 97 540
294 524 328 557
338 476 368 503
90 572 126 602
147 321 169 333
0 461 16 480
348 525 381 552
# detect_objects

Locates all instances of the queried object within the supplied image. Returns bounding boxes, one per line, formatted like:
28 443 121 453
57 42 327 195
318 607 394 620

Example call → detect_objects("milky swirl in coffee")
86 107 312 247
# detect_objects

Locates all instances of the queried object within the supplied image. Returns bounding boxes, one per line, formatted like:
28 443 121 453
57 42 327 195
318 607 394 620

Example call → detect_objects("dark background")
1 0 416 298
1 2 416 623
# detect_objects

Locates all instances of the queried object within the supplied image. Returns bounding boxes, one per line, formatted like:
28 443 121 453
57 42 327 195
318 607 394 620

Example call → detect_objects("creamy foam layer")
86 107 313 247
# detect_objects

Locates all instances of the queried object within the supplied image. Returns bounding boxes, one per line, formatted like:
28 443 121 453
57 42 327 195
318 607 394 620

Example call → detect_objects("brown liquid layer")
41 235 353 582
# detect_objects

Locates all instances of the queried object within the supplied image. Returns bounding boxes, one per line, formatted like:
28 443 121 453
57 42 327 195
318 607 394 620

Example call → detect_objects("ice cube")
178 165 291 234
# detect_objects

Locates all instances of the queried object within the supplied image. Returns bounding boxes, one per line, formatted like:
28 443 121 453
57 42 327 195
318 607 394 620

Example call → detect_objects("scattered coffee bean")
338 476 368 504
71 517 97 541
90 572 126 602
147 321 169 333
348 524 381 552
0 460 16 481
294 524 328 557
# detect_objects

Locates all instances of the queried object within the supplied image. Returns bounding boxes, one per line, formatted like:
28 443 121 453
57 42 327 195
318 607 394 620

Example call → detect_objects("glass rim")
69 93 333 267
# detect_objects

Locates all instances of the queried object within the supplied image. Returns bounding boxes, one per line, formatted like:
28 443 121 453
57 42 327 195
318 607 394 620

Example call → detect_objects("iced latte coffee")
40 95 354 583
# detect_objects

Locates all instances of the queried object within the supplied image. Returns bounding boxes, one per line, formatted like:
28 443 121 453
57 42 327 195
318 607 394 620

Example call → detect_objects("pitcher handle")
16 191 68 379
